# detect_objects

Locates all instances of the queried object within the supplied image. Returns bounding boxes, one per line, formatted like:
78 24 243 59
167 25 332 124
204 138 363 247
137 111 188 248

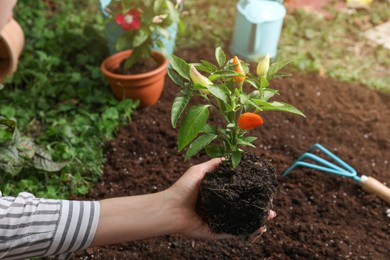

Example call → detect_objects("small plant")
169 47 305 236
0 116 67 175
169 47 304 167
104 0 181 70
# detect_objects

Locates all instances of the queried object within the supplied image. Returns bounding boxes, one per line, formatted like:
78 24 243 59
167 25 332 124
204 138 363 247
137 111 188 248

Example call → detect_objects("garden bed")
75 47 390 259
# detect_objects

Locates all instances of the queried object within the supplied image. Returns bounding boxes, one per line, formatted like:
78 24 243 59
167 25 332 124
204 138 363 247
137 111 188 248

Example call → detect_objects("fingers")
211 232 236 240
258 226 267 233
268 210 276 220
253 210 276 235
199 157 223 173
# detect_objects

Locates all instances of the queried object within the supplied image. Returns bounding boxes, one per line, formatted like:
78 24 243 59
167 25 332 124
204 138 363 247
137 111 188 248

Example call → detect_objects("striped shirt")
0 191 100 259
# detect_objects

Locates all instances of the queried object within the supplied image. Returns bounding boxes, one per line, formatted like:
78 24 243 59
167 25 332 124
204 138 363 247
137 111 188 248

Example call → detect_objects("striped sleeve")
0 192 100 260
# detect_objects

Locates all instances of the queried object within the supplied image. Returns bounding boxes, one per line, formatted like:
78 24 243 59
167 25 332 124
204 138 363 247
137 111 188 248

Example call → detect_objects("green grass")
0 1 138 198
178 0 390 92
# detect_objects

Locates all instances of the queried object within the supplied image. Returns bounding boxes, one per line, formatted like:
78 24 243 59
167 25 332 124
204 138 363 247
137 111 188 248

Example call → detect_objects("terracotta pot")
0 19 25 83
100 50 169 107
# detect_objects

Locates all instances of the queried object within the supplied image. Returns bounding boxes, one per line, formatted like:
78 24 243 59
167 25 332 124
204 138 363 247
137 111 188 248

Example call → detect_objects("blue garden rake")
283 143 390 204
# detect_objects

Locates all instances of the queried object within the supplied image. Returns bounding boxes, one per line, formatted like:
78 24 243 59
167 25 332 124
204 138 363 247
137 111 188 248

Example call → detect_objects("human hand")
166 158 276 240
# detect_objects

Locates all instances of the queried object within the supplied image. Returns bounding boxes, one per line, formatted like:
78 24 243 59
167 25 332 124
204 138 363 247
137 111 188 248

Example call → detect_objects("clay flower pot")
100 49 169 107
0 19 25 83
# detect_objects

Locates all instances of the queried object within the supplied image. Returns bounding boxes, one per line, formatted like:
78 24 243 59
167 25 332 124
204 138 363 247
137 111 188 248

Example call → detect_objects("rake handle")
360 175 390 204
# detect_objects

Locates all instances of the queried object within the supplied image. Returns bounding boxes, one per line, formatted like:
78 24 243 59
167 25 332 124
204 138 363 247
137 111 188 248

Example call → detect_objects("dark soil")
75 47 390 259
116 56 160 75
198 153 277 236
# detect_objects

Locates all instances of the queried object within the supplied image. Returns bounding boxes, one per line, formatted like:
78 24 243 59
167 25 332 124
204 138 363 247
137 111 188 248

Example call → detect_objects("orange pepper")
237 112 263 130
233 56 245 83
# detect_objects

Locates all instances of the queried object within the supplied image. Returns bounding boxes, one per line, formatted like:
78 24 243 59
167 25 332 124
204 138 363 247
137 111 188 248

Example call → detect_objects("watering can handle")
360 175 390 204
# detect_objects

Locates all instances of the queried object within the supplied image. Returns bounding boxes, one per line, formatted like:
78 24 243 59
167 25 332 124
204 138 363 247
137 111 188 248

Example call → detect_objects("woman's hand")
166 158 276 240
92 158 276 247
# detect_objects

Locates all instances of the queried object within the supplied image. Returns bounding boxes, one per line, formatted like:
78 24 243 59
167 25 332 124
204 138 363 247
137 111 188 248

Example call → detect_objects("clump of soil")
115 56 160 75
197 153 278 236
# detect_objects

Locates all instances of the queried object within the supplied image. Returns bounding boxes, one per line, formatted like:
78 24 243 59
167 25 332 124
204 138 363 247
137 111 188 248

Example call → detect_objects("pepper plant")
169 47 305 167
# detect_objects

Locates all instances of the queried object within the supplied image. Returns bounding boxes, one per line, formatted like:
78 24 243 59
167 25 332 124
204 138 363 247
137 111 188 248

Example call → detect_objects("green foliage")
0 1 138 198
178 0 390 92
169 47 304 167
0 117 67 175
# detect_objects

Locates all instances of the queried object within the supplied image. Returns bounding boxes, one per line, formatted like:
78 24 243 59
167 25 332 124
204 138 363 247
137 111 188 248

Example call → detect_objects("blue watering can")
283 143 390 204
230 0 286 61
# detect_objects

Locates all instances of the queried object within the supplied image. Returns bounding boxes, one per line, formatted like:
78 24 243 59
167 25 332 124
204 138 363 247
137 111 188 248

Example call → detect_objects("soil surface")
75 47 390 259
117 57 160 75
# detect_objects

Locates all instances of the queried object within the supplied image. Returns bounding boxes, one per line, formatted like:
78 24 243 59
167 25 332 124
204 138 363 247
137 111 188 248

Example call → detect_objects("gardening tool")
283 143 390 204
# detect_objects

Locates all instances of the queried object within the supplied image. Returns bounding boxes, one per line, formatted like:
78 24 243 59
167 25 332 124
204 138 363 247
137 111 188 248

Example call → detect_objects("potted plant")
98 0 184 55
100 0 181 107
168 47 305 236
0 19 24 83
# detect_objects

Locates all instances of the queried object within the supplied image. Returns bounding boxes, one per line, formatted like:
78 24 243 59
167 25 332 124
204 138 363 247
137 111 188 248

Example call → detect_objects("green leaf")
245 136 257 143
253 100 305 117
32 144 67 172
169 54 190 80
171 92 190 128
17 140 36 159
0 146 19 162
247 99 263 111
201 124 217 134
240 93 249 105
178 105 209 152
263 89 278 101
133 29 149 47
0 146 23 175
102 107 119 121
260 77 270 88
205 145 224 158
215 47 226 67
156 26 170 40
267 59 294 80
208 85 231 104
237 136 257 148
168 68 185 86
184 134 218 161
200 60 217 72
231 150 242 168
194 64 214 74
11 127 21 146
166 0 180 22
0 117 16 132
0 161 23 176
154 0 163 12
246 79 260 89
209 70 238 81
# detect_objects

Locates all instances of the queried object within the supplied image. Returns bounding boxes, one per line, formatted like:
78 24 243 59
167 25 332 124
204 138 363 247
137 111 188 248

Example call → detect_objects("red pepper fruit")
233 56 245 83
238 112 263 130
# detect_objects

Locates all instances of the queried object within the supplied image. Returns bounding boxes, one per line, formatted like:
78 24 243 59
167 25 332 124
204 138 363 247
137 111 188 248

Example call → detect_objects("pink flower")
115 9 141 31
